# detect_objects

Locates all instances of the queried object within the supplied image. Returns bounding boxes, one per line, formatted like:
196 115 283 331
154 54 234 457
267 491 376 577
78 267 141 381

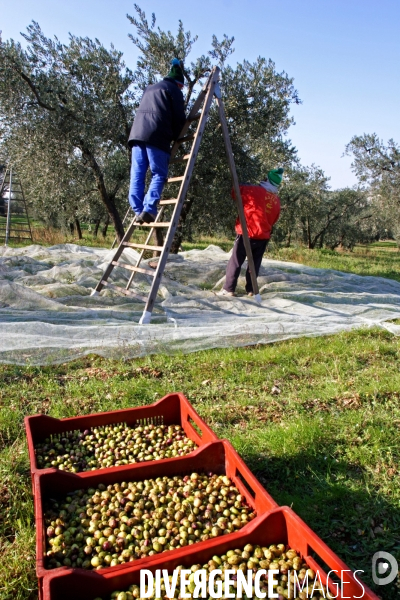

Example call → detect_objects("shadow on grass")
241 447 400 598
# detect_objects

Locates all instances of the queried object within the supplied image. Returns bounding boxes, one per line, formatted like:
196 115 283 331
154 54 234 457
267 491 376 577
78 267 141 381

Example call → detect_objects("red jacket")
233 185 281 240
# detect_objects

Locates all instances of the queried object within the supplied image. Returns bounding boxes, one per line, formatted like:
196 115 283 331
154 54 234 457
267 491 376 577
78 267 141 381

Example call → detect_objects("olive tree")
127 5 300 250
275 165 374 250
0 7 300 248
346 133 400 245
0 23 134 241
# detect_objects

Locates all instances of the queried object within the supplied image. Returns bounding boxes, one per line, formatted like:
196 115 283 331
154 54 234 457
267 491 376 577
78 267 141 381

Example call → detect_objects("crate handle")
304 541 369 599
186 415 203 438
235 467 256 499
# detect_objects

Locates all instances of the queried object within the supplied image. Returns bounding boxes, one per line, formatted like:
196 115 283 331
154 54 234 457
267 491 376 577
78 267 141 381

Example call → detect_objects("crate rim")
25 391 219 478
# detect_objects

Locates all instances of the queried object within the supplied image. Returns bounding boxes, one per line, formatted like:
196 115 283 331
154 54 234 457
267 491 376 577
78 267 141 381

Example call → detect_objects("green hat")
267 168 284 186
167 58 184 85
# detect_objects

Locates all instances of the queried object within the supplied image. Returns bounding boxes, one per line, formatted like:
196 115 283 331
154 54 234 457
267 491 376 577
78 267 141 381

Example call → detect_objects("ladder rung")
159 199 178 206
167 176 185 183
123 242 164 252
111 261 156 277
177 134 195 143
169 154 190 164
139 222 170 228
101 281 148 302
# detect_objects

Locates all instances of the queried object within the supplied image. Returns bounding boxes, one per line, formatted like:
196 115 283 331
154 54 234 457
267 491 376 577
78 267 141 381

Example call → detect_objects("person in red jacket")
220 168 283 296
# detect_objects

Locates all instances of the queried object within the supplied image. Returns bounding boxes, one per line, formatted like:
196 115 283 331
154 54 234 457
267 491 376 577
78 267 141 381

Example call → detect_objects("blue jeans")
128 143 170 216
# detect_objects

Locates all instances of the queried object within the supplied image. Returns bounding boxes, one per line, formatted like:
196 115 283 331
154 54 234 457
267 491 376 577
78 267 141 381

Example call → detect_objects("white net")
1 243 400 365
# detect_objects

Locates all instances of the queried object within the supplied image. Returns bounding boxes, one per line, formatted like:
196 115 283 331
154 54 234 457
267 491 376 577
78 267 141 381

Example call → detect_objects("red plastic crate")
42 506 379 600
25 392 218 483
34 440 278 598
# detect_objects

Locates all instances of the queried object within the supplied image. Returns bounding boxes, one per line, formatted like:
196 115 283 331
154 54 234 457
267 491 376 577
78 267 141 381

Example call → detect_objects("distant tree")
274 165 374 250
287 165 331 248
0 23 134 241
346 133 400 245
321 189 374 250
345 134 400 186
276 166 317 246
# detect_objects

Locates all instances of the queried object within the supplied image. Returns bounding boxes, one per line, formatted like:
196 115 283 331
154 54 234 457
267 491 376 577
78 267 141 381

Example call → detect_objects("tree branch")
13 66 55 111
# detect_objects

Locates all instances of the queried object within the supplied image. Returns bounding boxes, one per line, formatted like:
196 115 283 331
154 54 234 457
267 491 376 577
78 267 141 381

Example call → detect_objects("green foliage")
0 22 134 239
1 8 300 245
346 133 400 246
346 133 400 186
127 3 213 104
124 6 300 245
275 165 376 250
181 57 299 238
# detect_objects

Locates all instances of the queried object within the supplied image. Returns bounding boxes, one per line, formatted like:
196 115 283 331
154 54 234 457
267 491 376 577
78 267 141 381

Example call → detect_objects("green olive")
35 423 197 473
107 542 320 599
44 472 256 571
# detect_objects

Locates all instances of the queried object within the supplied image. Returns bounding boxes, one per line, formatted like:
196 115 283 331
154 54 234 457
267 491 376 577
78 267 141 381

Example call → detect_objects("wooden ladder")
92 66 260 324
0 166 34 246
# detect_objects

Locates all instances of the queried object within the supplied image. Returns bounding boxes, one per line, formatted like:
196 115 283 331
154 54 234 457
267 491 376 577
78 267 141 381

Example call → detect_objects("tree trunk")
102 216 110 238
152 229 164 257
69 222 75 235
170 230 183 254
93 219 101 238
300 217 308 246
170 199 194 253
98 189 124 242
307 218 312 249
81 143 125 242
75 218 83 240
286 231 291 247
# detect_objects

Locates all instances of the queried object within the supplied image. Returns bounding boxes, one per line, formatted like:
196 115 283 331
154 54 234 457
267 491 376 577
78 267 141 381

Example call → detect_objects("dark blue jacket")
128 78 186 153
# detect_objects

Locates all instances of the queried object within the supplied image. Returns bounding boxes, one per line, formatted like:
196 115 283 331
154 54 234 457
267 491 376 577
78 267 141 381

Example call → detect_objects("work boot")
247 291 254 297
137 211 155 224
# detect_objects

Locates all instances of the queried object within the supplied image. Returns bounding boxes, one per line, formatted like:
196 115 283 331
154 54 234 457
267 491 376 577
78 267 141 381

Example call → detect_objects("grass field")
0 235 399 599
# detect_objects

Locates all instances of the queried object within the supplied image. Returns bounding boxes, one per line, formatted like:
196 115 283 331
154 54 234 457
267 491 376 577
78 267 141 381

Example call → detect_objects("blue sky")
2 0 399 189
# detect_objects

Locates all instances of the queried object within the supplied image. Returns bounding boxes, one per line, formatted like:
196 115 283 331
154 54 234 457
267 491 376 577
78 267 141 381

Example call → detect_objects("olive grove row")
0 6 398 249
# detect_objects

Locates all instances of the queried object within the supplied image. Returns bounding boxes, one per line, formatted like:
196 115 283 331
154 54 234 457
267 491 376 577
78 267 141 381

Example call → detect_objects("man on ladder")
92 65 263 324
127 58 186 224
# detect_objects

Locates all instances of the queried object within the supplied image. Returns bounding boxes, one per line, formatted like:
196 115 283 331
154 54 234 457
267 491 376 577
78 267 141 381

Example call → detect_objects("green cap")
267 168 284 186
167 58 184 85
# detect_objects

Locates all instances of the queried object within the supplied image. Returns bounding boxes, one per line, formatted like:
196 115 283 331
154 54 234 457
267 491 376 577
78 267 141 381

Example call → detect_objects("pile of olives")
99 543 330 600
35 423 197 472
44 472 256 570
